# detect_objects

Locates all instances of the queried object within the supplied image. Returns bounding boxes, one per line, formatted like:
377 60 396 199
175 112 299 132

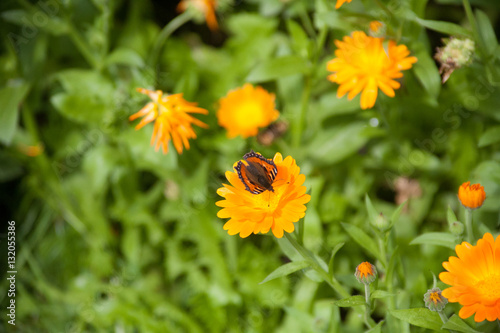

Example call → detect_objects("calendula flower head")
439 233 500 322
217 83 280 139
327 31 417 109
435 38 475 83
424 287 448 312
335 0 353 9
129 88 208 154
177 0 218 31
369 21 385 37
355 262 377 285
216 152 310 238
458 181 486 210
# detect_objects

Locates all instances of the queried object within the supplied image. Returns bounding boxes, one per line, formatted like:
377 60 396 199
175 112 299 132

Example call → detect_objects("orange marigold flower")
439 233 500 322
216 152 310 238
177 0 218 31
335 0 353 9
355 262 377 285
129 88 208 154
217 83 280 139
327 31 417 109
458 181 486 210
424 287 448 312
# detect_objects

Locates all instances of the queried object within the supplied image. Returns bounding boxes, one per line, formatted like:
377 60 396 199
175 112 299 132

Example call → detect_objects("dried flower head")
435 38 475 83
424 287 448 312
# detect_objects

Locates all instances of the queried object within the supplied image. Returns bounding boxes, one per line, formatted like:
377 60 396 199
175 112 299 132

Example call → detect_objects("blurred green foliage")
1 0 500 332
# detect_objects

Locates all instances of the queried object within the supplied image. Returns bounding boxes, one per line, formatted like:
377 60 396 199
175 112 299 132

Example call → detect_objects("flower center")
474 274 500 303
252 178 287 212
235 102 265 128
429 292 442 304
357 262 374 278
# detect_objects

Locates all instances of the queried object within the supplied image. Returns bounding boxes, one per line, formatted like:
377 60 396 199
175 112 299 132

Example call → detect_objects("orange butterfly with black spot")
235 150 278 194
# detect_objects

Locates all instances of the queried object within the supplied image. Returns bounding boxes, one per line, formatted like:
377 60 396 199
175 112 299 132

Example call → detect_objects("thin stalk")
67 23 99 69
292 73 312 147
465 208 474 243
148 11 193 68
364 284 373 329
437 310 448 324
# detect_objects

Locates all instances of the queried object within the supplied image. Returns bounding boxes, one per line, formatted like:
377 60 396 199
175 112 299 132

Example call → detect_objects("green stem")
465 208 474 243
462 0 479 41
67 22 100 69
437 310 448 324
284 233 349 298
148 11 193 69
293 76 312 147
364 284 373 329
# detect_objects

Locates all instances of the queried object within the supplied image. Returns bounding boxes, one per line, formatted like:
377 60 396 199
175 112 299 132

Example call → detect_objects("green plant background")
1 0 500 332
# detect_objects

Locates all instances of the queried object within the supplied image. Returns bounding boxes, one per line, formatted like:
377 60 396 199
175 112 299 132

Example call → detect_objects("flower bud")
424 287 448 312
355 262 377 285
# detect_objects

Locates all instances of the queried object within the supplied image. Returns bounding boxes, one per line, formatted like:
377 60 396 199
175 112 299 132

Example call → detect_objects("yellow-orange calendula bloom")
458 181 486 209
129 88 208 154
440 233 500 322
217 83 280 139
355 262 377 285
336 0 353 9
177 0 218 31
216 152 310 238
327 31 417 109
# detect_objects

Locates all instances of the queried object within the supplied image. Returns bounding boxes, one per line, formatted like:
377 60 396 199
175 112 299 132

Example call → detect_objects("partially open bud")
355 262 377 285
434 38 475 83
424 287 448 312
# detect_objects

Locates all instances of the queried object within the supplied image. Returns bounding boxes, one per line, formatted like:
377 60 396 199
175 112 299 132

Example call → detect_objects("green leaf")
246 55 309 82
410 232 456 249
341 223 382 263
390 308 445 332
333 295 366 307
389 200 407 228
0 81 30 145
105 48 145 67
441 315 481 333
446 206 458 224
371 290 396 299
365 195 379 227
260 261 311 284
413 47 441 101
366 320 385 333
328 242 345 276
286 20 311 58
475 10 498 57
478 126 500 147
414 17 471 37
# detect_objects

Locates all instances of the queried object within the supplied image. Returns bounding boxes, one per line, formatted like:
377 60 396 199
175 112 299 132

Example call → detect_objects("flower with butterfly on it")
129 88 208 154
216 151 310 238
327 31 417 109
217 83 280 139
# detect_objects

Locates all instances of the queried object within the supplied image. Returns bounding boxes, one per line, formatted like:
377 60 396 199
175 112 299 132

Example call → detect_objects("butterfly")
235 150 278 194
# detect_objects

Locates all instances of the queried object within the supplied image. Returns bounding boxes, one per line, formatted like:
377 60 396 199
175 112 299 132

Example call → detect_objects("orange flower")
458 181 486 209
217 84 280 139
18 143 44 156
216 152 310 238
335 0 353 9
355 262 377 285
424 287 448 312
439 233 500 322
177 0 218 31
129 88 208 154
327 31 417 109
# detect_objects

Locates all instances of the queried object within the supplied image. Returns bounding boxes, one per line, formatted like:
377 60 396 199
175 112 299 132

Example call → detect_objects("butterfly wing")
236 151 277 194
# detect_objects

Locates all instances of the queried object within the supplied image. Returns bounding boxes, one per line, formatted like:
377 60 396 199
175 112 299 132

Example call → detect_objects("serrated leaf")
0 81 30 145
414 17 471 37
246 55 309 82
341 223 382 264
410 232 456 249
259 261 311 284
371 290 396 299
446 206 458 224
333 295 366 307
441 315 481 333
478 126 500 147
475 10 498 57
390 308 445 332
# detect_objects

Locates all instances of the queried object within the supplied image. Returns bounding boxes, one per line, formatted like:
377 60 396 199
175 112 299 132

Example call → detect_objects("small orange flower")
355 262 377 285
327 31 417 109
424 288 448 312
440 233 500 322
217 84 280 139
18 143 44 156
369 21 383 34
216 152 310 238
129 88 208 154
458 181 486 209
177 0 218 31
335 0 353 9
